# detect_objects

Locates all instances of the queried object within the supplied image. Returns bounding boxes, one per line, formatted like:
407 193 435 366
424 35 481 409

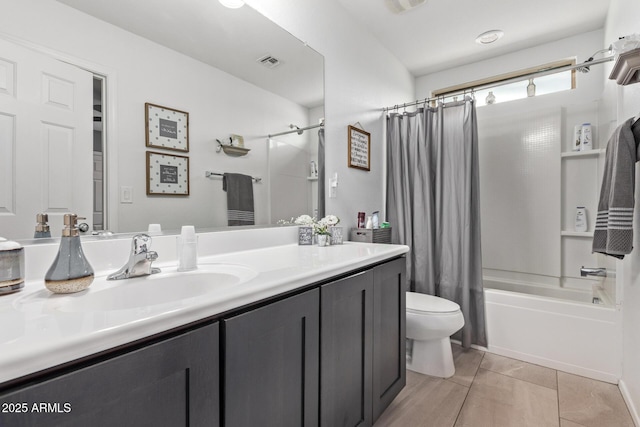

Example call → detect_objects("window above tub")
432 59 576 107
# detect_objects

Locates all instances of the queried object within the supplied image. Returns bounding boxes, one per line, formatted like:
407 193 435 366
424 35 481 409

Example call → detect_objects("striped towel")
593 118 640 259
222 173 255 226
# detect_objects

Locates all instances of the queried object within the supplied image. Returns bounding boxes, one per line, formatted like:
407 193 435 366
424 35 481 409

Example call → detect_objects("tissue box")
349 228 392 244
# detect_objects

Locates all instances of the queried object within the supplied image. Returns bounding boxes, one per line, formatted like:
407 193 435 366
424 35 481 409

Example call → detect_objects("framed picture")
348 125 370 171
145 103 189 152
146 151 189 196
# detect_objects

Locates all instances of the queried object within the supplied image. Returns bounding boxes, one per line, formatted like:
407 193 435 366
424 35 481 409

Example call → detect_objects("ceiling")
56 0 324 108
55 0 611 102
335 0 611 76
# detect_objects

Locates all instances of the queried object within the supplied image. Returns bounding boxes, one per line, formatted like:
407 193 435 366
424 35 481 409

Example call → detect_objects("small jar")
0 238 25 294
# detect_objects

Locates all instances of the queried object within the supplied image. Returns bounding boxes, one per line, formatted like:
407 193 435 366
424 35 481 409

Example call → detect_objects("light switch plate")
120 186 133 204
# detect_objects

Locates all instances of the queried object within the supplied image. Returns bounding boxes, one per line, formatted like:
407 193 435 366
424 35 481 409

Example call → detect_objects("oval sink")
55 263 257 312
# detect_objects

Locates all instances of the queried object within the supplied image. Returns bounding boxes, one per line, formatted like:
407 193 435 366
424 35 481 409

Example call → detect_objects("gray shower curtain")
386 97 486 348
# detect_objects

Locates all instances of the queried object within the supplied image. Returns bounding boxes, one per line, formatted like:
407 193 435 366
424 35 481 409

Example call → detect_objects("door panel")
224 289 320 427
0 38 93 239
321 270 373 427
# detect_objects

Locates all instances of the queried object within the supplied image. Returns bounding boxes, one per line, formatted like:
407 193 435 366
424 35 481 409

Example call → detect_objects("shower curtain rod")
383 55 615 112
268 122 324 138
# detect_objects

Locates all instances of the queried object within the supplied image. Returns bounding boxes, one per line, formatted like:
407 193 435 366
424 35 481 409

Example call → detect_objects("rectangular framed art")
347 125 370 171
145 102 189 152
146 151 190 196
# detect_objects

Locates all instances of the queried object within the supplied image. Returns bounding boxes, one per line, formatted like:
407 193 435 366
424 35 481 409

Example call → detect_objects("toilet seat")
406 292 460 314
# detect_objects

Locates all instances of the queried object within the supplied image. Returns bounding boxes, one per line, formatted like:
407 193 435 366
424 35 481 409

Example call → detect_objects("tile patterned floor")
374 344 635 427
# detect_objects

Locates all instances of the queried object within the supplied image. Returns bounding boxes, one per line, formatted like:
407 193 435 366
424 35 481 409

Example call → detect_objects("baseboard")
486 345 620 384
619 379 640 427
450 338 488 353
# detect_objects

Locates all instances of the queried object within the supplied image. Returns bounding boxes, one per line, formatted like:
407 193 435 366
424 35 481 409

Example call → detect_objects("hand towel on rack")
222 173 255 226
593 118 640 258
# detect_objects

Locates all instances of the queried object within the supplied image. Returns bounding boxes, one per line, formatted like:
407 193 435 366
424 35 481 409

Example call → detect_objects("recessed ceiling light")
475 30 504 45
219 0 245 9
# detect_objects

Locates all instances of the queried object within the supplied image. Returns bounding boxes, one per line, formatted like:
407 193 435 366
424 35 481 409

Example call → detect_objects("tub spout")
580 266 606 277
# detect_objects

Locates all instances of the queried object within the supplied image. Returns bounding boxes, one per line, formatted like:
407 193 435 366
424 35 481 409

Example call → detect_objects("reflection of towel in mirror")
593 118 640 259
222 173 255 226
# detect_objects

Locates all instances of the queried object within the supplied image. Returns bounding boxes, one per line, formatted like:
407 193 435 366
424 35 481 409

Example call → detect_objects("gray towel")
222 173 255 226
593 118 640 258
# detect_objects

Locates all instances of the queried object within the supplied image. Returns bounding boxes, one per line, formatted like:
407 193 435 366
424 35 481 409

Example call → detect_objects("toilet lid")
406 292 460 314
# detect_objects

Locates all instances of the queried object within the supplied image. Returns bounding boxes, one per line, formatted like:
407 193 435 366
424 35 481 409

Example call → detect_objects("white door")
0 38 93 240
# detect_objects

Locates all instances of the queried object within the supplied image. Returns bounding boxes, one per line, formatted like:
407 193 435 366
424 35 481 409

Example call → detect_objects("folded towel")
593 118 640 258
222 173 255 226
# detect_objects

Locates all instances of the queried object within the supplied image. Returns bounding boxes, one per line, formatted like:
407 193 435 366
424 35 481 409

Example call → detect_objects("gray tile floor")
374 344 635 427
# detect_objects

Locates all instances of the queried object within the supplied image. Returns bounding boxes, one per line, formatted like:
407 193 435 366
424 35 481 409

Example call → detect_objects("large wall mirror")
0 0 324 240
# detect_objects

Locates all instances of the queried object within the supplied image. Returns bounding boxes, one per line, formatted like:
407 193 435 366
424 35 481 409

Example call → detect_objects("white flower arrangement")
320 215 340 226
277 214 316 226
279 214 340 237
294 214 316 225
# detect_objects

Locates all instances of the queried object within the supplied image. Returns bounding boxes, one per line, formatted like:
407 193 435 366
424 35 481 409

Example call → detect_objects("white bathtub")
483 279 621 383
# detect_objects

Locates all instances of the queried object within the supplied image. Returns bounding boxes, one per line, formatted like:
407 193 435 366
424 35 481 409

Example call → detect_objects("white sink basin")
15 263 257 313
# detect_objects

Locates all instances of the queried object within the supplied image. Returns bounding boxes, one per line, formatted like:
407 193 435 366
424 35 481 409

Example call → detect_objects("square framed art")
146 151 189 196
145 103 189 152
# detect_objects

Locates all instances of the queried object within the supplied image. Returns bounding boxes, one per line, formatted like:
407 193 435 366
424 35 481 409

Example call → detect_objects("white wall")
605 0 640 423
245 0 415 229
0 0 312 233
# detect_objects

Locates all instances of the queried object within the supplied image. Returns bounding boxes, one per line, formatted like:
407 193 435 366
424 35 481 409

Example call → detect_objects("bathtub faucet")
580 266 607 277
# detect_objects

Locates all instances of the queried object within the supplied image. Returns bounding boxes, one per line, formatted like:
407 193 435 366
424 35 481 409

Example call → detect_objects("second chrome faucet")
108 234 161 280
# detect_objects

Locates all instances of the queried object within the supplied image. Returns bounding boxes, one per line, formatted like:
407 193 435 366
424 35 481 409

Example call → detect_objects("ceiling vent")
385 0 426 14
257 55 281 69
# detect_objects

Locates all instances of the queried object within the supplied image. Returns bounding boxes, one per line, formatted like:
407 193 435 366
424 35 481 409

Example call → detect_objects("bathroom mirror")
0 0 324 240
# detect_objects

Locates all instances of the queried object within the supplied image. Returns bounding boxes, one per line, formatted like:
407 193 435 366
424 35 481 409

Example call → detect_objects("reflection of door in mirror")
92 77 105 232
0 38 94 240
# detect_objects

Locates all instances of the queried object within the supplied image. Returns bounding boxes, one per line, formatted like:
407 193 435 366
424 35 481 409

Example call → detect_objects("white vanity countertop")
0 241 408 385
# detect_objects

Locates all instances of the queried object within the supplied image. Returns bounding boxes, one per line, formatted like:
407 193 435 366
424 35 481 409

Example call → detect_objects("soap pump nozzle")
62 213 85 237
34 213 51 238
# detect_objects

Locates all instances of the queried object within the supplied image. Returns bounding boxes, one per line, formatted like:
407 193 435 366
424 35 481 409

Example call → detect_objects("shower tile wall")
269 136 313 222
478 103 561 279
478 97 615 296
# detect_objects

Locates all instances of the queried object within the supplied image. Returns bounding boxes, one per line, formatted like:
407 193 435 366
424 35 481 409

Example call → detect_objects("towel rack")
205 171 262 183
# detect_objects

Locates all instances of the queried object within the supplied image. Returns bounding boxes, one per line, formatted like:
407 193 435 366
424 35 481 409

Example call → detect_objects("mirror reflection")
0 0 324 240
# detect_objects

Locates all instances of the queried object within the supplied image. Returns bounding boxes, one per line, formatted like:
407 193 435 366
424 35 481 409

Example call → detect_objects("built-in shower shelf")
561 231 594 237
561 148 606 158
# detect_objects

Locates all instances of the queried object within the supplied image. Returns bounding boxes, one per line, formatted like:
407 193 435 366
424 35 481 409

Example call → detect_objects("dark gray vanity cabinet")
223 288 320 427
320 257 406 427
372 257 406 421
0 322 219 427
320 270 374 427
0 256 405 427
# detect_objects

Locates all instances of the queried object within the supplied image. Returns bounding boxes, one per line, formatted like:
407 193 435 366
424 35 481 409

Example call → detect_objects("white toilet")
406 291 465 378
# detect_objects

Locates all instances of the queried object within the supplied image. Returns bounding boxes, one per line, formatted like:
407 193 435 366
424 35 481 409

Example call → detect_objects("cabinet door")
224 289 319 427
321 270 374 427
0 322 219 427
372 257 406 421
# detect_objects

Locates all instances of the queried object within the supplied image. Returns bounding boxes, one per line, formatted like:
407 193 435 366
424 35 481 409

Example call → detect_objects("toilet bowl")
406 292 465 378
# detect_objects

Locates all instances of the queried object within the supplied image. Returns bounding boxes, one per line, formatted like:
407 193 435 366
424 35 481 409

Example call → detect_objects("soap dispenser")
34 213 51 238
44 214 94 294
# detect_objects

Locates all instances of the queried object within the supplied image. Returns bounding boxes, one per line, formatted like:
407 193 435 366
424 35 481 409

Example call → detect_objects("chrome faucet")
580 266 607 278
107 234 161 280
